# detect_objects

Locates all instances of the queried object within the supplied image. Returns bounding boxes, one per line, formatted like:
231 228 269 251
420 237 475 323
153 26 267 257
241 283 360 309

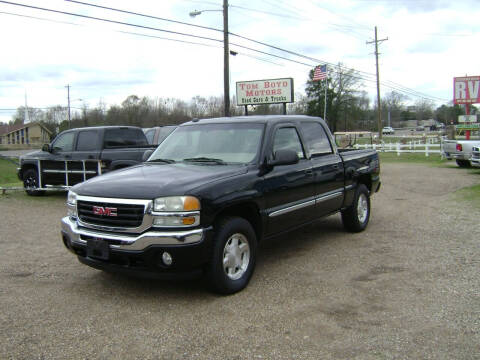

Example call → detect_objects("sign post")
236 78 294 115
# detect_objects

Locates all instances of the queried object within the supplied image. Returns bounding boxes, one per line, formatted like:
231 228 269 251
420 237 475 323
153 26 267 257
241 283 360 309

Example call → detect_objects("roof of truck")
182 115 325 126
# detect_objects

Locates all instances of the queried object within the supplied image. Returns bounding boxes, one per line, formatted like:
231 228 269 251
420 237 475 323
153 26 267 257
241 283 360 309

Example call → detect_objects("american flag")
313 65 327 81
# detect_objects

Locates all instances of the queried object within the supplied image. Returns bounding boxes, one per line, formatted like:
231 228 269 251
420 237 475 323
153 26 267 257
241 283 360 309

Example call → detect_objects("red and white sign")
454 76 480 104
236 78 294 106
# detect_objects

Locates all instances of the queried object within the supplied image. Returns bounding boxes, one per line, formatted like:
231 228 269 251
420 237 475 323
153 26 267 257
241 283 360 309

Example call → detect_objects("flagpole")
323 67 328 121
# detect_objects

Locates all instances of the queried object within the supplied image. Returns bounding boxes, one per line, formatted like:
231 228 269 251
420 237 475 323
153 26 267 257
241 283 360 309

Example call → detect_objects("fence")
353 137 442 157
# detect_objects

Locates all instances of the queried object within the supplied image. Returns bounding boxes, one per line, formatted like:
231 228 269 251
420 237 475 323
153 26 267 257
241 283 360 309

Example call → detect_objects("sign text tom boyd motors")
236 78 294 106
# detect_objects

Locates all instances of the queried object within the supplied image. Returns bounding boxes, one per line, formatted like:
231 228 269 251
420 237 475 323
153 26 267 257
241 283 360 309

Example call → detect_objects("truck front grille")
77 200 145 228
472 147 480 160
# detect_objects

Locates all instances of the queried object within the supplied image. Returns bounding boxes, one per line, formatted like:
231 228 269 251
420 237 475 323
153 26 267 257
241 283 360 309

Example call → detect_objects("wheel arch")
214 202 263 242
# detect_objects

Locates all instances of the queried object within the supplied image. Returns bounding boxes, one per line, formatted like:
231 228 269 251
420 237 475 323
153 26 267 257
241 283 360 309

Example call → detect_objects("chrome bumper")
61 216 208 251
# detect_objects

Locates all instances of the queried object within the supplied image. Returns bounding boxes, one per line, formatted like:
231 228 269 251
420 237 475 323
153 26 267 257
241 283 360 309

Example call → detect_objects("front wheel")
341 183 370 232
23 168 45 196
455 159 471 168
206 217 257 295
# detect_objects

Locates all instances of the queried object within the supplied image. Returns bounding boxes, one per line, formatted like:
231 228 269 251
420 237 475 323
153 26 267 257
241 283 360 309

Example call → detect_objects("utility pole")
367 26 388 140
223 0 230 117
66 84 71 128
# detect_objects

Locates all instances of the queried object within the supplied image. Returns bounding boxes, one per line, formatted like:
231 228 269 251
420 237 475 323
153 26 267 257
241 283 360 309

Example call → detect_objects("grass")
0 158 22 187
378 152 449 166
455 183 480 208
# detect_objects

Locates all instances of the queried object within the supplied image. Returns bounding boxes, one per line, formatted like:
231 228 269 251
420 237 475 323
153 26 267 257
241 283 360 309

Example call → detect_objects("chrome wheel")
357 193 369 224
223 233 250 280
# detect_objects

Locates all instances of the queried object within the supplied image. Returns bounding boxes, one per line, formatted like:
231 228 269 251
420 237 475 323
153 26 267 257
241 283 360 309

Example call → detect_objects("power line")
0 1 446 102
62 0 445 101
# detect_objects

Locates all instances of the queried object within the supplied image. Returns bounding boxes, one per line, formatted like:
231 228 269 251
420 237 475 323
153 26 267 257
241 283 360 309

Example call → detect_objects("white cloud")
0 0 479 123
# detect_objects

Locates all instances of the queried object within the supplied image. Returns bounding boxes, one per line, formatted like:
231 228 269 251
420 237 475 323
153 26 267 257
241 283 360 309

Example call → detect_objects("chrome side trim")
315 190 343 204
357 166 369 172
62 216 208 250
269 199 315 217
345 184 355 191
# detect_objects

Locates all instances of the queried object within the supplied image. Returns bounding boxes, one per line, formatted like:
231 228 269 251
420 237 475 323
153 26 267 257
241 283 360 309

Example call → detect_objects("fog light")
162 252 173 266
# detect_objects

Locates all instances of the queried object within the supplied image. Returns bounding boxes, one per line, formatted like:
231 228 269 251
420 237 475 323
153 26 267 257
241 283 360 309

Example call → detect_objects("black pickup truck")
61 116 381 294
18 126 155 196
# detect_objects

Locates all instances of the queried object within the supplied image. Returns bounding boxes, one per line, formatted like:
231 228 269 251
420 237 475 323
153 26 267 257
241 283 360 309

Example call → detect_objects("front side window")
272 127 305 159
149 123 264 164
52 132 75 152
299 122 333 155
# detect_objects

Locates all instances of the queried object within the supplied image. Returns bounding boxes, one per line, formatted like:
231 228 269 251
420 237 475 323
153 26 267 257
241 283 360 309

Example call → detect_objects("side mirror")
42 144 51 152
268 149 299 167
142 149 154 162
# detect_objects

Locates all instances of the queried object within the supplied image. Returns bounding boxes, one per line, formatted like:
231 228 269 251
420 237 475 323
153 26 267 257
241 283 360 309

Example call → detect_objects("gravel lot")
0 163 479 360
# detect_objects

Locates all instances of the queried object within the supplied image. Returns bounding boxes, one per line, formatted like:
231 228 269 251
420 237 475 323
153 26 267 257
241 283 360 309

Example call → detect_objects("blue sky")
0 0 479 123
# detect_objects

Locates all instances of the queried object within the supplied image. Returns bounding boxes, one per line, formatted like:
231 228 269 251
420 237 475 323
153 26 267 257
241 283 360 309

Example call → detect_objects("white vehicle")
442 140 480 167
382 126 395 135
471 146 480 167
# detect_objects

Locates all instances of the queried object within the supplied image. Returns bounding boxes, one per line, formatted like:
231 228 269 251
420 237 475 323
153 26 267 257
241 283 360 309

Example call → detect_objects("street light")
189 0 230 117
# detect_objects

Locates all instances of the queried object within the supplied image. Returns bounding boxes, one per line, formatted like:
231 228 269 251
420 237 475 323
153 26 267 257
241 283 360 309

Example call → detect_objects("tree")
305 64 364 132
414 99 434 121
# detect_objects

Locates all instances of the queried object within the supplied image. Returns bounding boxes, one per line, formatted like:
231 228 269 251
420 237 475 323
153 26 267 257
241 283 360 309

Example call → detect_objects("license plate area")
86 238 110 260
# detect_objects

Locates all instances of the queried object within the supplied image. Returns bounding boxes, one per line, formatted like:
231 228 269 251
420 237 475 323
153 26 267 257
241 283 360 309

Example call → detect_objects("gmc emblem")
92 206 118 217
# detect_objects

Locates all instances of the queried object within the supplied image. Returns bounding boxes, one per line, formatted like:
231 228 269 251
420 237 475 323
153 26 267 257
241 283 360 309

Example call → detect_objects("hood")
20 150 50 160
72 162 248 199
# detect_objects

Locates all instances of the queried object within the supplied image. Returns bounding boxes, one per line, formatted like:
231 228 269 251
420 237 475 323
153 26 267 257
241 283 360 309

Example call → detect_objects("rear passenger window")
76 131 99 151
299 122 333 156
272 127 305 159
104 129 148 148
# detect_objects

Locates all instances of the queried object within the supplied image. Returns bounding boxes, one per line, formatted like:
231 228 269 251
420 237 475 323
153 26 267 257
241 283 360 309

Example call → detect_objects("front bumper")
61 216 213 279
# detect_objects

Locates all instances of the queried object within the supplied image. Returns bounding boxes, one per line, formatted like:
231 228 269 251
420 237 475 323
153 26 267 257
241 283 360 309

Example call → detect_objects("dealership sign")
454 76 480 104
236 78 294 106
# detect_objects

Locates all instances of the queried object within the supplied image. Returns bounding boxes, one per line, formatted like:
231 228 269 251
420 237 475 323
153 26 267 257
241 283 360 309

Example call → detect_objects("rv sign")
454 76 480 104
236 78 294 106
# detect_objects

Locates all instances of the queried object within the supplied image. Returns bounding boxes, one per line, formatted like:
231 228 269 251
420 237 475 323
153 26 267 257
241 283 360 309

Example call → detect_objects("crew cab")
61 116 381 294
18 126 154 195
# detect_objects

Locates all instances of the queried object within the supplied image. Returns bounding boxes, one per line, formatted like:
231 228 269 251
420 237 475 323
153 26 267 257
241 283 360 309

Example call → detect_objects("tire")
23 168 45 196
206 216 257 295
341 183 370 232
455 160 471 168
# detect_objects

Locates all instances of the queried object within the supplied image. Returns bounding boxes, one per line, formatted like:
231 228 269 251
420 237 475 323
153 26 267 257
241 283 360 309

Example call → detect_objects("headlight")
152 196 200 227
67 191 77 219
67 191 77 205
153 196 200 212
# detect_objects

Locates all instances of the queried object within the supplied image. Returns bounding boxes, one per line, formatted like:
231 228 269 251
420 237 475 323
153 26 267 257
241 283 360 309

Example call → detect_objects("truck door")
44 131 76 185
298 121 345 216
70 130 102 184
263 125 315 236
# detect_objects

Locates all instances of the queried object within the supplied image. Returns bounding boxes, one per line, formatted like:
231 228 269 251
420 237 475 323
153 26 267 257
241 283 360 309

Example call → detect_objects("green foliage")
305 64 369 132
0 158 22 187
378 152 449 166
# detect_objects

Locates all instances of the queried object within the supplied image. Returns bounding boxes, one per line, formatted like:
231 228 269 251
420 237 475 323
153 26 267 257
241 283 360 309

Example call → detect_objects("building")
0 122 52 146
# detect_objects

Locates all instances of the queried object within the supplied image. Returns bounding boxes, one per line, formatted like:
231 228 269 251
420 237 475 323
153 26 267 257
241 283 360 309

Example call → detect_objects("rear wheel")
23 168 45 196
206 216 257 294
455 160 471 168
341 183 370 232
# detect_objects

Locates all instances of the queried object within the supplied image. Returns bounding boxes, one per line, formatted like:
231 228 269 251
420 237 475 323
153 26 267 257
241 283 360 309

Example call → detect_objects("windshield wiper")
183 157 227 165
148 158 176 164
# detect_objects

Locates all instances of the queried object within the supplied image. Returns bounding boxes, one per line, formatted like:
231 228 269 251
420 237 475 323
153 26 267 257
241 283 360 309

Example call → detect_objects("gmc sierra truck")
61 116 381 294
18 126 155 195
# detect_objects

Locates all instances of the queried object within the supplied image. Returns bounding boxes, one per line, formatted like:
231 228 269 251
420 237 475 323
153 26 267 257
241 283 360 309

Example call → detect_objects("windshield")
148 122 264 164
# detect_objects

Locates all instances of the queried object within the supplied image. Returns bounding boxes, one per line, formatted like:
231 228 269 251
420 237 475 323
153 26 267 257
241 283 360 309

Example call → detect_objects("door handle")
88 155 94 159
65 155 71 159
305 169 314 176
